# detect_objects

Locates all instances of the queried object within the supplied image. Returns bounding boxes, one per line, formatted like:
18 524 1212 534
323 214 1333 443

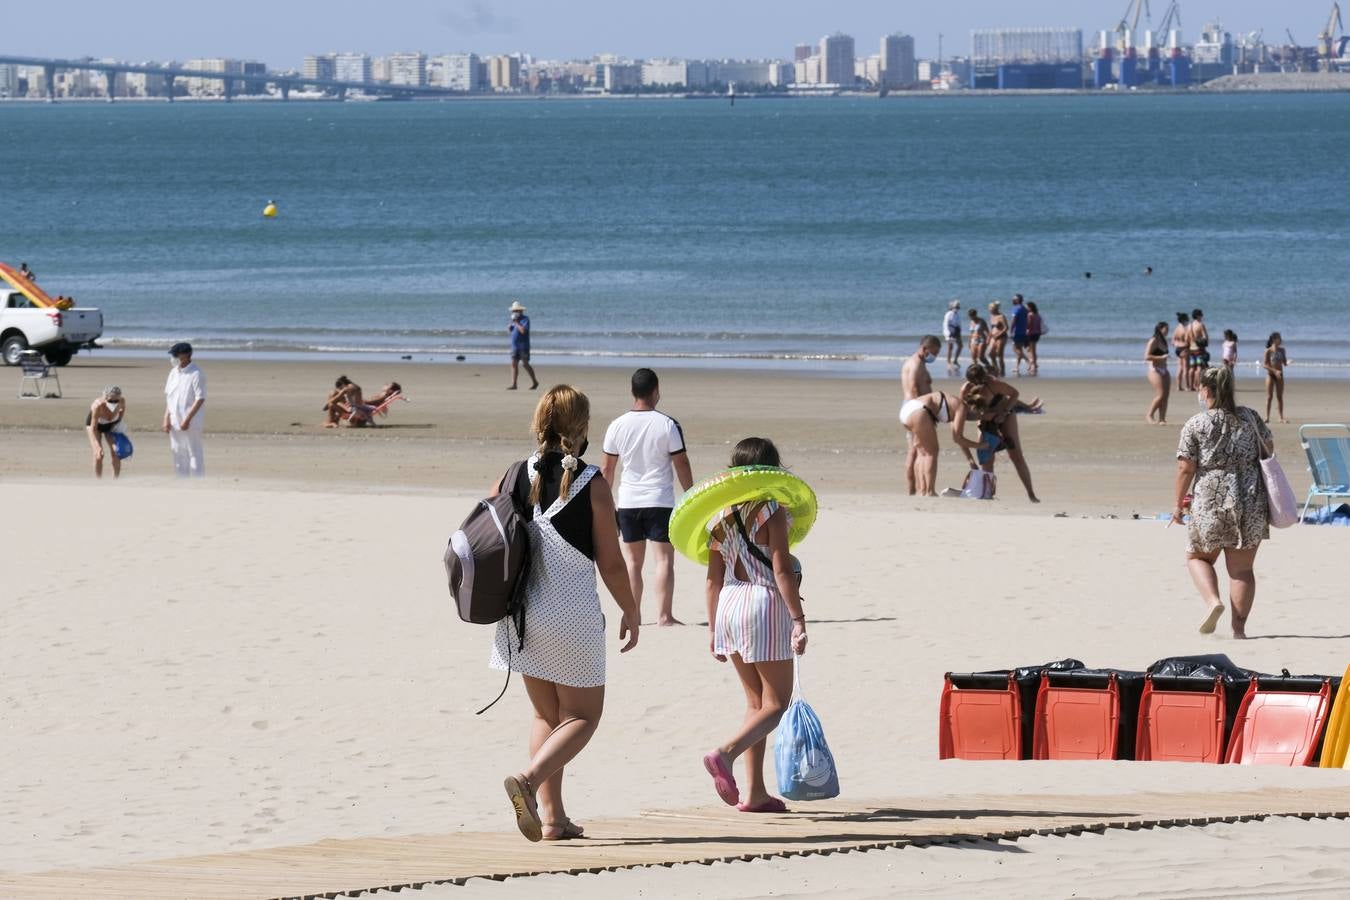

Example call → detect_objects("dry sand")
3 356 1350 896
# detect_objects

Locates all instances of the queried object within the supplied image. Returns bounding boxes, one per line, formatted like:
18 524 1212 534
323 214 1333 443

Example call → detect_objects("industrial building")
970 27 1084 89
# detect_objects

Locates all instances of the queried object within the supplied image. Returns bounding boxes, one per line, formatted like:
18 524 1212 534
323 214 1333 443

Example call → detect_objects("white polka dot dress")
489 461 605 688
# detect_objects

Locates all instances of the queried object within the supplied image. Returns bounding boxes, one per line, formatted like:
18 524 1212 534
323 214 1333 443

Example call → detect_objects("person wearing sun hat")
942 299 963 370
163 341 207 477
507 300 539 391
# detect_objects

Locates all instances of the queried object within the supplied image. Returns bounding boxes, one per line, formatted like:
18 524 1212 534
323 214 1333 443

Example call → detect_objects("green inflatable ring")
668 465 818 565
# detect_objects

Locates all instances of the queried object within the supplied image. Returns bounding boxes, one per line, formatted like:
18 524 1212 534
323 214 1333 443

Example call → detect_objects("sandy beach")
3 355 1350 897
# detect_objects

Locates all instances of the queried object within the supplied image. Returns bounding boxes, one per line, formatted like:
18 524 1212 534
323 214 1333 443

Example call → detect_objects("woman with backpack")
489 385 640 842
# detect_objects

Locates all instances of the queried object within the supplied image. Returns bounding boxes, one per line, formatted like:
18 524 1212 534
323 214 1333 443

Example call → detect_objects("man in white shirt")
942 300 962 370
162 342 207 477
601 369 694 626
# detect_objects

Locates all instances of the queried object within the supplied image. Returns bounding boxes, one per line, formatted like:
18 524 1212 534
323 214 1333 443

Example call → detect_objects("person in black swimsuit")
1189 309 1210 389
86 385 125 478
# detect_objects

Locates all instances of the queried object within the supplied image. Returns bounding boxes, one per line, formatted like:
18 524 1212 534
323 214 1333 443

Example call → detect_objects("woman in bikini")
1263 332 1290 423
701 437 806 814
899 389 986 496
1145 321 1171 425
1172 312 1191 392
987 301 1009 377
86 385 126 478
1188 309 1209 390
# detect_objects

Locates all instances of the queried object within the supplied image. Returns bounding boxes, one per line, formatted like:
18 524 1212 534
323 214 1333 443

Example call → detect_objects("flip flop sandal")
542 819 585 841
504 775 542 842
1199 604 1225 635
702 750 740 806
736 798 788 813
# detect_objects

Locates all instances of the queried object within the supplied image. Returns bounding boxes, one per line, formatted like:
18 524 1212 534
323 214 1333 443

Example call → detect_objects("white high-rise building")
819 33 856 85
0 64 18 98
388 52 427 87
881 33 917 87
335 53 372 83
641 60 689 87
185 58 239 97
304 54 336 82
444 53 481 91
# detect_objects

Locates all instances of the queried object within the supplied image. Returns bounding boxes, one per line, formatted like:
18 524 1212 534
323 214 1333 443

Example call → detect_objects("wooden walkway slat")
4 787 1350 900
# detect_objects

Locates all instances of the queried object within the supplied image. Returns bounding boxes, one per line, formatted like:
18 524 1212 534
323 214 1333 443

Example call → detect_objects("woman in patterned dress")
1172 366 1274 639
701 437 808 813
490 385 640 842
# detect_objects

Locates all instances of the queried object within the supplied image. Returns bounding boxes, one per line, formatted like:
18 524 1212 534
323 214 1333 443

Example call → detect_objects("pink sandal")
702 750 739 806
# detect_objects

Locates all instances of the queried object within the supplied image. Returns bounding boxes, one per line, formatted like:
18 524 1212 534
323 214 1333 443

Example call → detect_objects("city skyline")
3 0 1339 67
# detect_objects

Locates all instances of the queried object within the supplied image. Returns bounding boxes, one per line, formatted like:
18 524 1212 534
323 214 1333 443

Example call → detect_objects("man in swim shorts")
602 368 694 626
1010 294 1029 376
901 335 941 495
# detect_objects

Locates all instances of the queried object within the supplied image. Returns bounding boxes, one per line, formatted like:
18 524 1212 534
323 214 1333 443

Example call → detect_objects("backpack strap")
541 464 598 519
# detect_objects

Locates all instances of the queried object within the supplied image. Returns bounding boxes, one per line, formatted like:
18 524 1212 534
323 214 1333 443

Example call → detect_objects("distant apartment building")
488 54 521 90
602 62 640 91
371 57 392 83
709 60 788 87
388 52 427 87
794 43 814 61
124 69 168 98
184 58 237 96
794 55 822 84
304 54 337 82
820 33 856 85
881 33 918 87
0 64 20 98
335 53 372 84
641 60 689 87
856 55 882 85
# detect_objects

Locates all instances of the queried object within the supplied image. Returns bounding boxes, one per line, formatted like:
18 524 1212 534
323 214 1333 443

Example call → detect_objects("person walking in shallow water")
492 385 639 842
507 301 539 391
1171 366 1274 639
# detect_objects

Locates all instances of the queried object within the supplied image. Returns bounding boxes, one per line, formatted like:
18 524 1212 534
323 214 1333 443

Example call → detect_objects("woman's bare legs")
519 676 605 829
715 655 794 808
105 432 122 478
1223 546 1259 639
996 415 1039 502
906 414 940 496
1028 340 1039 376
1274 374 1287 423
1265 375 1275 421
1146 368 1169 424
1186 548 1225 631
1177 352 1189 392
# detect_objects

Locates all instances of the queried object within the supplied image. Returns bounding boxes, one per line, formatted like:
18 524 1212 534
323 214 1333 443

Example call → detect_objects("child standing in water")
702 437 807 813
1222 330 1238 372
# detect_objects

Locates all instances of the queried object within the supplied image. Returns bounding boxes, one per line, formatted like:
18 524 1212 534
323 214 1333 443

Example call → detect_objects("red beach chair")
939 672 1022 760
1135 675 1227 763
342 390 408 426
1225 676 1332 766
1033 671 1120 760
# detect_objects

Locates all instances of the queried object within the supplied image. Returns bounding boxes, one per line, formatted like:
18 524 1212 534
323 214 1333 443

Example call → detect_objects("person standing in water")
1172 312 1191 393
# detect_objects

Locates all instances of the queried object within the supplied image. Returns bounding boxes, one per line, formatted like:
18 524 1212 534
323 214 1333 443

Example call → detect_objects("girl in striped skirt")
701 437 808 813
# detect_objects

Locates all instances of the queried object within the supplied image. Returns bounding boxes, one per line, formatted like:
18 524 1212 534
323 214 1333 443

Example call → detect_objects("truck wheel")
44 348 74 367
1 335 29 366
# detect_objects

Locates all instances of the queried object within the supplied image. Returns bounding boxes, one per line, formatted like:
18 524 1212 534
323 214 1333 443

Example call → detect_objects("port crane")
1318 2 1346 70
1155 1 1181 40
1115 0 1152 51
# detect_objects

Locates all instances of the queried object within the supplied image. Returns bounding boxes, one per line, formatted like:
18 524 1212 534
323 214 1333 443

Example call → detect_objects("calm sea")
2 93 1348 377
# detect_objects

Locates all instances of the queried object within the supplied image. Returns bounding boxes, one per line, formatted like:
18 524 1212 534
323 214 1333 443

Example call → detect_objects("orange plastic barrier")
1225 677 1332 766
0 262 58 309
1033 672 1120 760
1135 675 1227 763
939 673 1022 760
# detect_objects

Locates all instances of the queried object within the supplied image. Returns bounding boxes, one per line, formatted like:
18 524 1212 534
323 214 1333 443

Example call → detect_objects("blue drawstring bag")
774 659 839 801
112 432 134 460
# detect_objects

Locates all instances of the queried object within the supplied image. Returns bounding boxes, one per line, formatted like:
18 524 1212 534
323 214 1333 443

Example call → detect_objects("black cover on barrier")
1147 654 1262 751
968 659 1085 760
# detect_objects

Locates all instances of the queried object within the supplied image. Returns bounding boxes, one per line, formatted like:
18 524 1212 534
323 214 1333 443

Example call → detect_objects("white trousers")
169 428 205 477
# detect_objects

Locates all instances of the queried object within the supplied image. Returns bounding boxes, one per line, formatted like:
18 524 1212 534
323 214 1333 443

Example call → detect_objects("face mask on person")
923 353 937 365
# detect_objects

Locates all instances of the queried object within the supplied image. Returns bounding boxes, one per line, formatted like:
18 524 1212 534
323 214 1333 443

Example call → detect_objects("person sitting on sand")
960 364 1041 503
1145 321 1171 425
702 437 806 814
86 385 125 479
899 389 987 497
323 376 376 427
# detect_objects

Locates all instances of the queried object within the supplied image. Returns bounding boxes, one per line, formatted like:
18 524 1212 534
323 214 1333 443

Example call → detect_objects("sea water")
1 93 1347 377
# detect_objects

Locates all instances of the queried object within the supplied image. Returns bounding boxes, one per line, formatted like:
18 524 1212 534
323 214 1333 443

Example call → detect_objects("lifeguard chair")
17 350 60 399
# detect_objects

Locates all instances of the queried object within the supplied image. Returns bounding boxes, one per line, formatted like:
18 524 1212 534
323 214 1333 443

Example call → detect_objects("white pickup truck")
1 289 103 366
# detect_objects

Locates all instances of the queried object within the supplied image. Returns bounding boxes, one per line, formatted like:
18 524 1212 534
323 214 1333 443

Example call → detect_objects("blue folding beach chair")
1299 424 1350 522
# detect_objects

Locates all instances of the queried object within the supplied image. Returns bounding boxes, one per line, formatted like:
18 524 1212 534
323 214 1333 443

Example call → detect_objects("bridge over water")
0 54 459 100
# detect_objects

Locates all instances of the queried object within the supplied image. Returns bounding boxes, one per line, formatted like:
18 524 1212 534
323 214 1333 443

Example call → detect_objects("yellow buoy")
262 201 278 219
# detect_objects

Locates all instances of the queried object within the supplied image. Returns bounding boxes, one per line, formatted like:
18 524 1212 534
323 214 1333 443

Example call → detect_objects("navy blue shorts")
617 507 672 543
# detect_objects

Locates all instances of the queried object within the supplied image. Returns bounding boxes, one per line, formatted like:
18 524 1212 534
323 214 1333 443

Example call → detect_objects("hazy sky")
8 1 1336 66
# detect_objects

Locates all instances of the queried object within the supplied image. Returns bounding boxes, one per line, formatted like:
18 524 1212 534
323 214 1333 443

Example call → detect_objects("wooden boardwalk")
5 787 1350 900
